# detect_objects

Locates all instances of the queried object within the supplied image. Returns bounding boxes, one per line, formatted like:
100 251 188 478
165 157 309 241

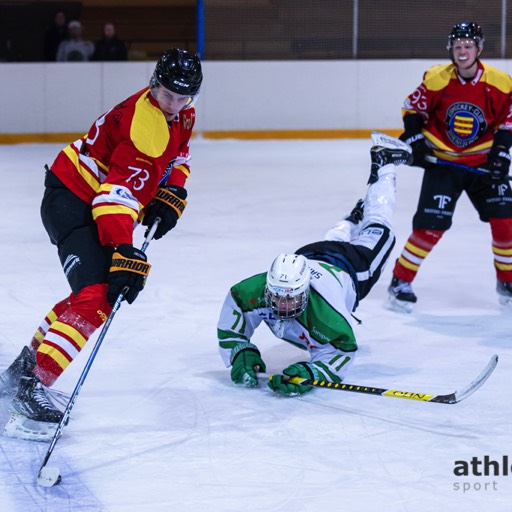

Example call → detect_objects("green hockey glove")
230 342 266 387
268 363 314 396
268 361 344 396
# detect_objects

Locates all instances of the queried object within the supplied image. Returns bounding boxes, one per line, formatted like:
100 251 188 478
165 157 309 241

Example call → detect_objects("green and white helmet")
265 253 310 319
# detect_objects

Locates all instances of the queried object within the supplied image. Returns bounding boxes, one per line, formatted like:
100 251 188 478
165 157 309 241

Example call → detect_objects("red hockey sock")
490 218 512 282
30 294 73 352
393 229 444 282
33 284 111 386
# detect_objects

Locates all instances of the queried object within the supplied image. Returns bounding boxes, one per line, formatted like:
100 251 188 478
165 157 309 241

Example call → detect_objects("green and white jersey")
218 259 358 370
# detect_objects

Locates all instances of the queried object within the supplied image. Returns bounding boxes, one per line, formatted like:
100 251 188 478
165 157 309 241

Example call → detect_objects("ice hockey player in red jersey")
388 22 512 313
0 48 202 440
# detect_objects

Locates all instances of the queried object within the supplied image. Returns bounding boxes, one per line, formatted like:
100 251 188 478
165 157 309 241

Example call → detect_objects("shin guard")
33 284 111 386
30 295 72 352
393 229 443 282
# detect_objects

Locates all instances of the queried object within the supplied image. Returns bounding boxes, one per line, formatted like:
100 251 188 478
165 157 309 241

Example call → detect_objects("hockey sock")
490 217 512 282
393 229 444 282
30 294 73 351
33 284 111 386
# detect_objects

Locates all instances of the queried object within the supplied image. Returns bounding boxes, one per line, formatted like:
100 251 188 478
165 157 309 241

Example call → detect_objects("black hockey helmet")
151 48 203 96
447 22 484 50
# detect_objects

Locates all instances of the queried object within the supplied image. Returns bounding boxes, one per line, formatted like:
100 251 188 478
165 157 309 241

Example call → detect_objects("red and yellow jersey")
402 61 512 167
50 87 195 247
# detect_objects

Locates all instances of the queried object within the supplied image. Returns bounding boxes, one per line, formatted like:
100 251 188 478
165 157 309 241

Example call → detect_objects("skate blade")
371 131 412 153
387 294 414 314
3 413 57 442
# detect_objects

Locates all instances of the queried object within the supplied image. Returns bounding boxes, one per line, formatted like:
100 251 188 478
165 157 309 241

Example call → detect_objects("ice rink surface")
0 138 510 511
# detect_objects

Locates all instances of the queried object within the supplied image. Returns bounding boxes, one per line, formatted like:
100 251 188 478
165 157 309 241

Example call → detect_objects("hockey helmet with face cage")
447 22 484 50
265 253 311 319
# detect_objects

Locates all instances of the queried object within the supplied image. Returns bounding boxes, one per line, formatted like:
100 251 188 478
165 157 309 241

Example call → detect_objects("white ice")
0 138 510 512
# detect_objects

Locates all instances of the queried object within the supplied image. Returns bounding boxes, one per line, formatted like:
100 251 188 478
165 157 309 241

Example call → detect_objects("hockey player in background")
217 133 412 396
388 22 512 313
0 48 202 440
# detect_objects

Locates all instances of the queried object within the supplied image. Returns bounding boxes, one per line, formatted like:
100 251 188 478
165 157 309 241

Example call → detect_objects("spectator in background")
56 20 94 62
92 22 128 61
43 10 68 61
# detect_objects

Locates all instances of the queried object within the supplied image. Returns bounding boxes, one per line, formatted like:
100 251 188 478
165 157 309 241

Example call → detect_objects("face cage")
265 288 309 319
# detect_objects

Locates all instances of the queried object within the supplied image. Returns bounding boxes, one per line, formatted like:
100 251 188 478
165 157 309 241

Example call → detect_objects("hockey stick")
425 155 512 181
37 218 161 488
268 354 498 404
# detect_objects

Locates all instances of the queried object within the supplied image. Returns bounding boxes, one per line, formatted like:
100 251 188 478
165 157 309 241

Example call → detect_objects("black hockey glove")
399 133 432 168
107 244 151 306
142 185 187 240
486 145 511 182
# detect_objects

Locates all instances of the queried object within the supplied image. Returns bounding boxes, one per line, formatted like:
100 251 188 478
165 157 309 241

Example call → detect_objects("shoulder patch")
180 109 196 131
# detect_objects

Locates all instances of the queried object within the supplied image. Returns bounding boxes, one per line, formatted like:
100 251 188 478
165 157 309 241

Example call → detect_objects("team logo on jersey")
112 186 131 199
182 114 194 130
445 102 487 147
433 194 452 209
63 254 81 278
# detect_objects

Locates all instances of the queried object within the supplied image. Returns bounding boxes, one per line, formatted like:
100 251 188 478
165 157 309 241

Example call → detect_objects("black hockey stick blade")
274 354 498 405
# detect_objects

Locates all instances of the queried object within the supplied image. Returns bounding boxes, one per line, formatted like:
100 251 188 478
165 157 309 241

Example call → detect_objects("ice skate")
497 280 512 307
368 132 413 184
371 131 414 158
345 199 364 224
4 375 63 442
0 346 35 397
387 276 417 314
325 198 365 242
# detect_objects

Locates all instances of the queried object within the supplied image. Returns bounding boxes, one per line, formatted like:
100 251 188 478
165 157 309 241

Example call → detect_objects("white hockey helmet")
265 253 310 319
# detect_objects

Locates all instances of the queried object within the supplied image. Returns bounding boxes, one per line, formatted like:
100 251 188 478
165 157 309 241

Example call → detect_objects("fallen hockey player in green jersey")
217 132 412 396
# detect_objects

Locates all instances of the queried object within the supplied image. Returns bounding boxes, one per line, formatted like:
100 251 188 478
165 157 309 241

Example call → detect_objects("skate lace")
394 279 414 294
33 383 58 411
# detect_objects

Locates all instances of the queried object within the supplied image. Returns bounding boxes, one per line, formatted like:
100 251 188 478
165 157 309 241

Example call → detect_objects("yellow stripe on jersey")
423 64 455 91
63 144 104 191
422 62 512 94
481 64 512 94
131 92 170 158
174 164 190 177
92 204 138 221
